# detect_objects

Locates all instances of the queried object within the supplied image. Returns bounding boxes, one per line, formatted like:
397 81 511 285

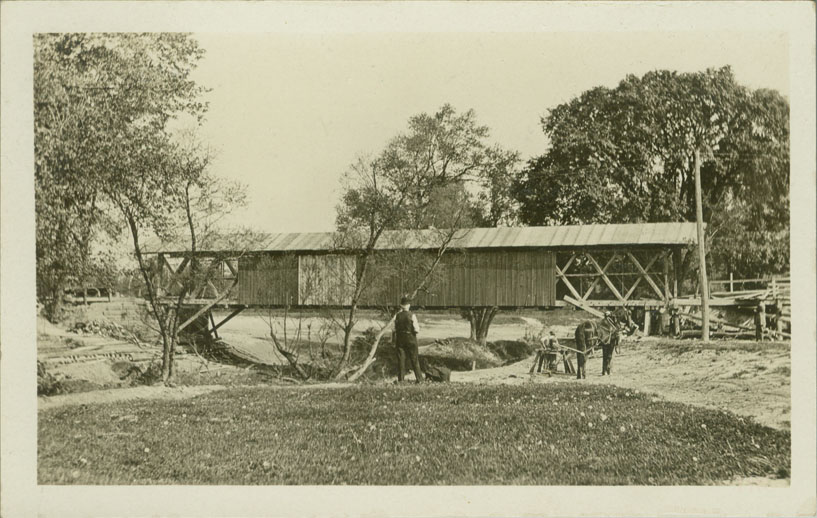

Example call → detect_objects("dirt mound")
421 337 503 369
487 340 537 364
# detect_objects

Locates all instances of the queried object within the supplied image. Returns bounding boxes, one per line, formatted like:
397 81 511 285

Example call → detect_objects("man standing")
394 295 424 383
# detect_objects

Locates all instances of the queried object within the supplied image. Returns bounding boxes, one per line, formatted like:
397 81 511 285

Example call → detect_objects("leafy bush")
37 361 66 396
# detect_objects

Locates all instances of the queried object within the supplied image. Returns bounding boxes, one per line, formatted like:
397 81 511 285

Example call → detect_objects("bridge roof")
144 222 698 254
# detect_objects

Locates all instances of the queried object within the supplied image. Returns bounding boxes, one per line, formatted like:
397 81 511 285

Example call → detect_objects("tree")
35 34 120 318
515 67 789 279
34 33 229 384
332 104 518 378
35 33 210 320
459 307 499 347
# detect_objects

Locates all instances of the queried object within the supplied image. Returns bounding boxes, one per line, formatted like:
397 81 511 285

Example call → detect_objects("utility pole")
694 148 710 341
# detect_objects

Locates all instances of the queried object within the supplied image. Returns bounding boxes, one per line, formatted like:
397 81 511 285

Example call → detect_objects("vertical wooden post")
694 148 710 342
644 308 652 336
157 253 166 297
672 248 681 298
775 303 784 340
729 272 734 293
209 311 220 340
755 302 766 341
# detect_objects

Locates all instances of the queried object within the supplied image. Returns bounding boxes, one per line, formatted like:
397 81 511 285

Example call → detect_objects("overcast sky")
189 31 789 234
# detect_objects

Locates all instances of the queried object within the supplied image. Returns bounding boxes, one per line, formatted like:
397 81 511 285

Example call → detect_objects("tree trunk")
336 312 356 374
46 282 65 322
461 307 499 346
161 331 172 383
124 211 175 386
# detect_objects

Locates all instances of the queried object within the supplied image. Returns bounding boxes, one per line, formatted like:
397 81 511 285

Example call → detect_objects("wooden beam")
677 311 753 332
224 259 238 277
624 255 661 299
563 295 605 318
672 248 682 298
558 252 578 275
173 256 190 276
209 311 220 340
557 272 583 301
585 252 625 301
162 254 188 291
627 252 665 300
582 253 620 300
556 298 748 308
210 306 245 333
555 252 583 301
644 309 651 336
176 279 238 333
157 253 166 296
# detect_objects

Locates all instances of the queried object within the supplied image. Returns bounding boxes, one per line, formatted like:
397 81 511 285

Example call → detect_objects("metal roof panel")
143 222 699 254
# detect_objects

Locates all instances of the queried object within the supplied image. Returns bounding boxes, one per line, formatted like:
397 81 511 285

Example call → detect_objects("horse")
573 307 638 379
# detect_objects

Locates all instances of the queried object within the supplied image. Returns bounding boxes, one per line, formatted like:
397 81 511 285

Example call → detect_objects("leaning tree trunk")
269 330 309 380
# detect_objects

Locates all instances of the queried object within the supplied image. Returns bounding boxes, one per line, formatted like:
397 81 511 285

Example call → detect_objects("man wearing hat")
393 295 424 383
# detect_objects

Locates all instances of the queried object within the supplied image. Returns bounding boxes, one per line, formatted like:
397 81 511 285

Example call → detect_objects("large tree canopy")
337 104 520 236
35 33 208 316
514 67 789 278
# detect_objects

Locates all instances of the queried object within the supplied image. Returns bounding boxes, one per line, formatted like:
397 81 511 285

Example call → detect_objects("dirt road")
39 311 790 431
454 337 791 430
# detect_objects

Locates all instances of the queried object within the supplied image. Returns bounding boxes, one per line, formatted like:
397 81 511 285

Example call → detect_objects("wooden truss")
156 253 238 301
555 249 675 305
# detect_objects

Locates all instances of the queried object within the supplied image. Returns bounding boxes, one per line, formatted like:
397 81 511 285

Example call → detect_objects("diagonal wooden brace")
176 279 239 334
555 253 583 301
585 252 625 301
624 252 663 300
583 252 620 300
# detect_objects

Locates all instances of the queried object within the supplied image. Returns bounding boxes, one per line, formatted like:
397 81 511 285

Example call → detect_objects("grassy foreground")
39 383 789 485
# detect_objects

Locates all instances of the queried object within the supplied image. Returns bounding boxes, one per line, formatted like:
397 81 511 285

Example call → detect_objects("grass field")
38 383 789 485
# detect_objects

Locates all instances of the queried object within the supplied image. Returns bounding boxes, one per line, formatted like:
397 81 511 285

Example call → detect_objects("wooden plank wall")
361 249 555 307
298 254 356 306
239 249 556 307
238 254 299 306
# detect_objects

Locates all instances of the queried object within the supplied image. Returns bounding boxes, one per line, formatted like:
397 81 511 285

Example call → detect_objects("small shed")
147 222 698 309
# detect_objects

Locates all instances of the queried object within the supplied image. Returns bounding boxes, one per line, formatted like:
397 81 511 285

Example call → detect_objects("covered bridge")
148 222 698 310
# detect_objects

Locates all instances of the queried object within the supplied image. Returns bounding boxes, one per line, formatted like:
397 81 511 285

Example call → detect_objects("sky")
189 31 789 234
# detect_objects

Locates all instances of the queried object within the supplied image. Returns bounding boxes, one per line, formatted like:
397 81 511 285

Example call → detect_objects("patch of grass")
38 383 789 485
771 365 791 376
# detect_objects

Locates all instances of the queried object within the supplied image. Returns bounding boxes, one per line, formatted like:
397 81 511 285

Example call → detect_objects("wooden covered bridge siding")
237 249 558 308
148 223 697 309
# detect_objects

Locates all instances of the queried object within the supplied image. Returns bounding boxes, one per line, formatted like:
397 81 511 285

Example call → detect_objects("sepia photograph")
2 2 815 517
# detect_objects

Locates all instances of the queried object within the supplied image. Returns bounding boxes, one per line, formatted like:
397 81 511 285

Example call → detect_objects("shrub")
37 361 66 396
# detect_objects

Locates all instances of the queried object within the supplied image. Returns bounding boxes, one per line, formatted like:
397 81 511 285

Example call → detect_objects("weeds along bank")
37 305 548 394
38 383 790 485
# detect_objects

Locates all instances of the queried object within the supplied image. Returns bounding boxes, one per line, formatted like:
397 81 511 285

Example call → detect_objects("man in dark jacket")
393 295 424 383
